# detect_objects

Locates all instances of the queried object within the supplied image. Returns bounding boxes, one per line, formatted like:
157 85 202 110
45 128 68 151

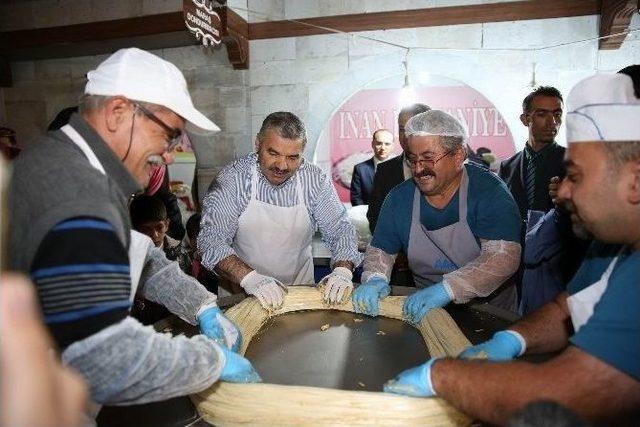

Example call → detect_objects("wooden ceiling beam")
219 6 249 70
249 0 599 39
0 7 249 66
2 0 628 70
0 12 189 59
599 0 638 50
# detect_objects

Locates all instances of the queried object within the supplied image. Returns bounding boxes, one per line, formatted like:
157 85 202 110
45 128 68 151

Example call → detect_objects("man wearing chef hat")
383 72 640 425
8 48 260 410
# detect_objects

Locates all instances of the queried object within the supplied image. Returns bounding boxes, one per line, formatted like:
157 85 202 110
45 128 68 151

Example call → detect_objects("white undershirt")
402 153 413 180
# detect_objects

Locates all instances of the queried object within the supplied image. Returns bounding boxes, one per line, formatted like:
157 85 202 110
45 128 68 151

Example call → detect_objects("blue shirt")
199 153 362 269
371 163 521 255
567 242 640 380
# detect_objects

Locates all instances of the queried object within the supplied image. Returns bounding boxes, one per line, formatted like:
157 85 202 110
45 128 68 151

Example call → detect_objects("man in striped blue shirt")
199 112 362 309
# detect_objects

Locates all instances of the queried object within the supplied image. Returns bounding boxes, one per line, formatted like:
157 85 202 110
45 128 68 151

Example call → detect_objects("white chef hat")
566 73 640 143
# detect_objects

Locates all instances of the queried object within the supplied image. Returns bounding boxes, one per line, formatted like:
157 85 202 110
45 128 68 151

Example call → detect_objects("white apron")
406 167 517 311
61 125 151 297
566 249 623 333
232 165 315 285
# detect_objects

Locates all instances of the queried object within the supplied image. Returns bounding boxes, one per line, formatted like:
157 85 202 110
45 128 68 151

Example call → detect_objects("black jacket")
366 155 406 233
499 144 565 220
350 157 376 206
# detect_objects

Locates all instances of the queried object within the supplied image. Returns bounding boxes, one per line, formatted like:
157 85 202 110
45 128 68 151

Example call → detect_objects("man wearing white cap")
8 48 260 409
383 73 640 424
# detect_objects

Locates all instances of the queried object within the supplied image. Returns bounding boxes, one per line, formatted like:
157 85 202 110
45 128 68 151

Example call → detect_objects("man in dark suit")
500 87 566 306
367 103 431 231
350 129 394 206
500 86 565 221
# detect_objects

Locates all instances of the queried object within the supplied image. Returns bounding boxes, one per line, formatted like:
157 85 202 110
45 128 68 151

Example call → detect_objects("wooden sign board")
183 0 222 46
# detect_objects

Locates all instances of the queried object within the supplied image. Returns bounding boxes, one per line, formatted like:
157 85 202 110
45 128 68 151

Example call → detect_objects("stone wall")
1 1 639 194
247 13 640 159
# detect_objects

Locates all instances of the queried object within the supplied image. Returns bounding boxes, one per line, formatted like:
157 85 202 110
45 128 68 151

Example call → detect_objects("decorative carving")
599 0 638 50
216 6 249 70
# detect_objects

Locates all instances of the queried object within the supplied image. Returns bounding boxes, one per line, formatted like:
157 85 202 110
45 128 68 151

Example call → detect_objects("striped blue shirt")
199 153 362 270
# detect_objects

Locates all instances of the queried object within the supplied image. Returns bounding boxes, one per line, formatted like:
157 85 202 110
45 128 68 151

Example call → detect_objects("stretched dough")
192 287 473 426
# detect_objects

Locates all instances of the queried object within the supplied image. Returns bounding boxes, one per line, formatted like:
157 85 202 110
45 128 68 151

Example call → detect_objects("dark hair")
186 212 201 241
399 103 431 118
257 112 307 147
522 86 563 114
604 141 640 169
618 64 640 98
130 195 167 229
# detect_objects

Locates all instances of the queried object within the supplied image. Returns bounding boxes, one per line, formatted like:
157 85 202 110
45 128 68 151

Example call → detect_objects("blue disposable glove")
403 283 452 324
218 345 262 383
351 276 391 317
458 330 524 361
383 358 438 397
198 307 242 352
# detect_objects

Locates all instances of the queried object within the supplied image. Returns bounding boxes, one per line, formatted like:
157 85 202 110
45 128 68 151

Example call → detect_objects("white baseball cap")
85 48 220 132
566 73 640 143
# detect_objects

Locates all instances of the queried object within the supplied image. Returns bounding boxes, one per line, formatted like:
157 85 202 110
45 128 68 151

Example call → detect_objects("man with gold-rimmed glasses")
7 48 259 415
353 110 522 321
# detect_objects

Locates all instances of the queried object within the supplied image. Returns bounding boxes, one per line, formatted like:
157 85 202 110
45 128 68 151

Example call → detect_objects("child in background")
130 195 191 273
129 195 192 324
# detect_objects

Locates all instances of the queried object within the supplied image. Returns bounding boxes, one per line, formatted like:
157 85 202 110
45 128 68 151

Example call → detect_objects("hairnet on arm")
361 245 397 283
138 246 218 324
62 317 224 405
443 239 521 303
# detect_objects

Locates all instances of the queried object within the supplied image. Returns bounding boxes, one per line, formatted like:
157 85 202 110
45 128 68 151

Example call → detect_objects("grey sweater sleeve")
61 317 224 405
139 246 218 324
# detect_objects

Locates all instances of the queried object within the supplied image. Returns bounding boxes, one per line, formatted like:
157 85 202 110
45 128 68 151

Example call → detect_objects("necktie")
524 150 538 209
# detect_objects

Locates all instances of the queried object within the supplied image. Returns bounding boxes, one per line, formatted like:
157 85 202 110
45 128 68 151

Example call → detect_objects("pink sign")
330 86 516 202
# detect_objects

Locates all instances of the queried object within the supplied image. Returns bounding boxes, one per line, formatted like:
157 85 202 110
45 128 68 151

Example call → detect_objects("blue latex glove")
403 283 452 324
218 345 262 383
351 276 390 317
383 358 437 397
458 330 523 361
198 307 242 352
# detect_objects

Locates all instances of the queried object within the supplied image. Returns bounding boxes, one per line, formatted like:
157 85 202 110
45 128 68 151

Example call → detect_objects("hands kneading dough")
319 267 353 305
240 270 288 309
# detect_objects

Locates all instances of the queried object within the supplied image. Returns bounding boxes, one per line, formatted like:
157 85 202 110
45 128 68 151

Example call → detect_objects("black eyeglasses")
405 150 453 169
133 102 183 151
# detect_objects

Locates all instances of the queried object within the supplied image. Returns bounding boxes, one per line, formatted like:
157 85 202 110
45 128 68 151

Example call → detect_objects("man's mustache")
269 166 289 174
415 170 436 178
